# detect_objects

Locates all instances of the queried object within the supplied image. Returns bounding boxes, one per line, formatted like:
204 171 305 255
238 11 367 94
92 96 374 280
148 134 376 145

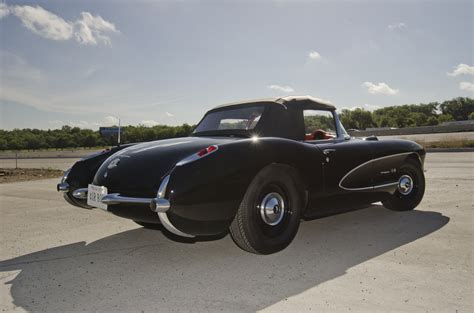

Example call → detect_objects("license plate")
87 184 108 210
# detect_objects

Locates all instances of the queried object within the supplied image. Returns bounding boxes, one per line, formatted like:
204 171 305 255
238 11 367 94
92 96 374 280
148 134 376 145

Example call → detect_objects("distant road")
377 131 474 142
0 158 79 170
0 148 103 160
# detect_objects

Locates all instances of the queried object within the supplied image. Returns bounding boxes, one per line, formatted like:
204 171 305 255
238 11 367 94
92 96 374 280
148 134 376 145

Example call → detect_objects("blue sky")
0 0 473 130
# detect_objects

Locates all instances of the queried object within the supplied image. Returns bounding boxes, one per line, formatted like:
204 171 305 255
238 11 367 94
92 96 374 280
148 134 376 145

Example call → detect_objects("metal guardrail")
349 124 474 137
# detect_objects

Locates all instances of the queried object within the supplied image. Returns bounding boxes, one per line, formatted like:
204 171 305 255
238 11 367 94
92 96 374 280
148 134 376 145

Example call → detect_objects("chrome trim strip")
155 175 195 238
57 182 70 192
339 152 412 191
158 212 194 238
72 188 88 199
157 175 170 198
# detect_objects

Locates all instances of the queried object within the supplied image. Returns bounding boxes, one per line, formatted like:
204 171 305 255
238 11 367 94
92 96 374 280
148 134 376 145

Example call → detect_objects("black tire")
382 159 425 211
229 164 304 254
134 221 162 230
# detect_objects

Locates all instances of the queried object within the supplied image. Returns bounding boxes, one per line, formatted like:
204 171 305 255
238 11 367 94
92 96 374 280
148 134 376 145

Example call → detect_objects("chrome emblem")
108 158 120 169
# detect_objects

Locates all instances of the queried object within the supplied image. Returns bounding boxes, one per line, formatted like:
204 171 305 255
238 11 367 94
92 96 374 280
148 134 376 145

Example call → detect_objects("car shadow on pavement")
0 205 449 312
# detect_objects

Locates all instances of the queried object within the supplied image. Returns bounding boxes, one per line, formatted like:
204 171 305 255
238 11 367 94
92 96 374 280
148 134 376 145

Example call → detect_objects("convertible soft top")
212 95 336 111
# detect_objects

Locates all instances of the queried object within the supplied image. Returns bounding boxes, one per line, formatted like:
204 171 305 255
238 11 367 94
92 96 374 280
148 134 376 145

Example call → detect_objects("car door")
301 109 374 195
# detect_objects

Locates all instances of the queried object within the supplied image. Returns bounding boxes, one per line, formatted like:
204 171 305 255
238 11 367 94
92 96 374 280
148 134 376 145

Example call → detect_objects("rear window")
194 105 265 133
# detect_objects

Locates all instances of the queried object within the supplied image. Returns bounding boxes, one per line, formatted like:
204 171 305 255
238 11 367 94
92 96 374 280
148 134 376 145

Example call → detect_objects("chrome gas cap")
259 192 285 226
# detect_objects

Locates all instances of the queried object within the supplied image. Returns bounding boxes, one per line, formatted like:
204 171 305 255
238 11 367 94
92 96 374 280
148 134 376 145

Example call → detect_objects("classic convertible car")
58 96 425 254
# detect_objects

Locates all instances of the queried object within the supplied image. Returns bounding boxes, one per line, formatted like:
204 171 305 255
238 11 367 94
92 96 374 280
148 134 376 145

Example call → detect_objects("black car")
58 96 425 254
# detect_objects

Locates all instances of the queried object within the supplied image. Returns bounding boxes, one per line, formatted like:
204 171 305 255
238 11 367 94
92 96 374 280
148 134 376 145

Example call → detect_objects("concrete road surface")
0 153 472 312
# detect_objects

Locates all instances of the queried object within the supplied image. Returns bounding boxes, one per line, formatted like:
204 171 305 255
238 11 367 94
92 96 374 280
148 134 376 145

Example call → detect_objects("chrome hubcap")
259 192 285 226
398 175 414 195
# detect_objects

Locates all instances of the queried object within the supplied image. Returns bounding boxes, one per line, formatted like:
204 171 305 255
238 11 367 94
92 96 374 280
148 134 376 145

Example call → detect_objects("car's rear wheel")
229 164 304 254
382 159 425 211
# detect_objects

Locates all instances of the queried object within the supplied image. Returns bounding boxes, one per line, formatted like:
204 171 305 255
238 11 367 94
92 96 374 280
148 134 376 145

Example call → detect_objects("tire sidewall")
383 160 425 211
239 164 303 254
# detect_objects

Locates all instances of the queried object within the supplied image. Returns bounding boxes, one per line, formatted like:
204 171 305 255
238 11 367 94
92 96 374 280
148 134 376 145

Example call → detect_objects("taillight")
176 145 219 166
197 145 218 157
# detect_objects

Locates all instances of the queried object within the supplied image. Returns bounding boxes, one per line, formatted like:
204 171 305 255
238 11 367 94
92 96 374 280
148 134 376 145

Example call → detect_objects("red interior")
304 129 334 141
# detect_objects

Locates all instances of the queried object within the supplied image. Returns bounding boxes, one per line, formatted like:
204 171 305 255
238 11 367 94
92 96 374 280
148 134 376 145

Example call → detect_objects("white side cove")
156 175 195 238
338 152 413 192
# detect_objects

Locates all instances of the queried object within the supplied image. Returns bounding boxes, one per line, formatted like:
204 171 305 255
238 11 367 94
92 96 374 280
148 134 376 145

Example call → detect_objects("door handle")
323 149 336 155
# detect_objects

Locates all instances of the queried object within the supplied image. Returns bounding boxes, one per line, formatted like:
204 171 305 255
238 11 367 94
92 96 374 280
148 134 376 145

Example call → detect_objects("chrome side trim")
155 175 195 238
72 188 88 199
57 182 70 192
339 152 412 191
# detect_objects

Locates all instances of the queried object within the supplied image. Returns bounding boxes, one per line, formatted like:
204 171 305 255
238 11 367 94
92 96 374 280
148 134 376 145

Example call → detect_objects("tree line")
0 124 194 151
0 97 472 151
340 97 473 130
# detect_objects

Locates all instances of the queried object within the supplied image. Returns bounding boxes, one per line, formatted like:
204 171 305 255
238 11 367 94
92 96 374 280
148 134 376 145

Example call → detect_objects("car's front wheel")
382 159 425 211
229 164 304 254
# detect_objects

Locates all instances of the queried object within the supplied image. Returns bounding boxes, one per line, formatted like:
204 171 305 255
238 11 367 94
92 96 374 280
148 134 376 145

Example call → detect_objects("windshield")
193 105 265 134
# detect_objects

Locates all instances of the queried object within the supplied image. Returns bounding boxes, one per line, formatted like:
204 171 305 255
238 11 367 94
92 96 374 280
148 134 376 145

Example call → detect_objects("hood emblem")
108 158 120 169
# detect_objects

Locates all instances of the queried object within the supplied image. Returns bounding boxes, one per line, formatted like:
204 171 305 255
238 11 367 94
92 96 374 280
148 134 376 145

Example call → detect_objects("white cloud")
447 63 474 76
11 5 73 41
388 22 406 31
268 84 295 93
363 82 399 95
339 106 361 112
141 120 159 127
363 103 381 110
460 82 474 92
165 112 174 117
103 116 119 126
74 12 118 46
3 4 118 45
0 2 10 19
308 51 321 60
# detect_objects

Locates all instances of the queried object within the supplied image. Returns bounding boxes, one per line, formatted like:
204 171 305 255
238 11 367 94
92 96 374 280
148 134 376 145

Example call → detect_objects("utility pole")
118 118 121 146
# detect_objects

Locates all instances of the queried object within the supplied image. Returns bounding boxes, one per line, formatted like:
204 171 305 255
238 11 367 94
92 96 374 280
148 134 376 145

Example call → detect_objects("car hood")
93 136 239 196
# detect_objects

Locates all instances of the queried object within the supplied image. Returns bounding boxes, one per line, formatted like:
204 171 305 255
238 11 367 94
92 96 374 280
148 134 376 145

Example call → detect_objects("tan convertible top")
212 95 336 111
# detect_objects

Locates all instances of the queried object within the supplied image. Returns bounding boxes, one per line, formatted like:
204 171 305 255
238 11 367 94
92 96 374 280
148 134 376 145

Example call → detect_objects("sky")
0 0 473 130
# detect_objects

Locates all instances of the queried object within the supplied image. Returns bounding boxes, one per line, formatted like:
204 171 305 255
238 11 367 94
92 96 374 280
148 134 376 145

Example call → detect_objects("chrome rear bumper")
57 182 70 192
57 174 193 238
66 188 170 212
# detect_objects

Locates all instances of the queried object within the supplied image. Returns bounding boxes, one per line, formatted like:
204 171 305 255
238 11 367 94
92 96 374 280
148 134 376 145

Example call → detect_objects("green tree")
439 97 474 121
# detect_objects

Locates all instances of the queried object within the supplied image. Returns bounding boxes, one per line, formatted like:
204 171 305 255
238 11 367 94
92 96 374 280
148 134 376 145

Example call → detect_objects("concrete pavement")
0 153 472 312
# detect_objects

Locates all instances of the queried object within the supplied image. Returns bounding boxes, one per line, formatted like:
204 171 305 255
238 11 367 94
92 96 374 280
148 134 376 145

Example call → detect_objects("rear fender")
165 137 323 236
62 144 137 208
